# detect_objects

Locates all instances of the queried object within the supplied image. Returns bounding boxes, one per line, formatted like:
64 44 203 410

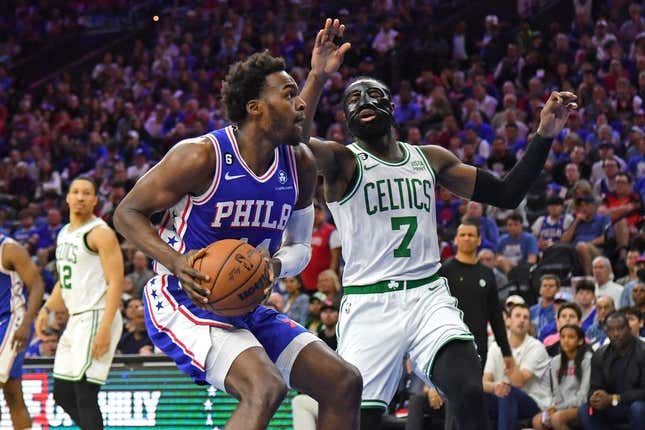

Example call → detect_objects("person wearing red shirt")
599 171 643 249
300 203 342 293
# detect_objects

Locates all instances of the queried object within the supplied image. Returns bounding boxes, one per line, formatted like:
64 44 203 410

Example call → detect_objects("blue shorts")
143 275 317 386
0 314 31 381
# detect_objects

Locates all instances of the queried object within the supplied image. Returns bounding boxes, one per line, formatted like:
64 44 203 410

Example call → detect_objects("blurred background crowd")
2 0 645 428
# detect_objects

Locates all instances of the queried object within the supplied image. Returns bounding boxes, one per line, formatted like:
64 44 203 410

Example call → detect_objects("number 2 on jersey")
61 264 72 289
391 216 417 258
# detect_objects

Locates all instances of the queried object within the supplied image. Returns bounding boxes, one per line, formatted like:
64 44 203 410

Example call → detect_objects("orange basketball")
192 239 269 316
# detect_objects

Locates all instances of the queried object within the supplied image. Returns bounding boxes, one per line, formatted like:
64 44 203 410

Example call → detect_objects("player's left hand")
537 91 578 138
310 18 351 78
91 326 111 359
257 250 276 305
11 321 31 352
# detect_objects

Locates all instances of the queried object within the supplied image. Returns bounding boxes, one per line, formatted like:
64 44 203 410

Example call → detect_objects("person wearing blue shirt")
561 193 611 276
35 209 63 254
496 212 538 274
12 210 39 253
463 201 499 251
530 275 559 337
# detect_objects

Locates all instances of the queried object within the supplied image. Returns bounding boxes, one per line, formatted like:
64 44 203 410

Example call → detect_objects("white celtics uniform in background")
54 217 122 384
328 142 473 410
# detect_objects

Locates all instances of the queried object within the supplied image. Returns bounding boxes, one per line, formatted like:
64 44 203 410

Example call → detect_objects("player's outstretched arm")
300 18 351 145
114 139 214 304
425 91 577 209
4 241 44 352
88 225 123 358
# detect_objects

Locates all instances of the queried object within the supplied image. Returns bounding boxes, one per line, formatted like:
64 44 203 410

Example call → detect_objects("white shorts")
0 312 24 383
336 275 474 410
53 309 122 385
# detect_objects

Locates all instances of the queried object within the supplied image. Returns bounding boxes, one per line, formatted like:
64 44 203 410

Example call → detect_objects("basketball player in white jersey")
0 237 44 429
300 70 577 427
36 177 124 429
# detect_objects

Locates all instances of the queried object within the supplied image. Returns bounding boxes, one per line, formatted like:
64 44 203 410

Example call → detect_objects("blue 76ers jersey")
154 125 299 274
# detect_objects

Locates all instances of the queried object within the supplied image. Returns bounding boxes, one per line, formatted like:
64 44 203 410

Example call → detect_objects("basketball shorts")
0 312 31 383
143 274 321 391
53 308 122 385
336 273 474 410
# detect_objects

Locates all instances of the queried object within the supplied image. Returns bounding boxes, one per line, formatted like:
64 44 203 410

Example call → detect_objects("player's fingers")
183 266 209 282
337 42 352 56
338 23 346 38
322 18 332 41
567 102 578 110
314 29 324 47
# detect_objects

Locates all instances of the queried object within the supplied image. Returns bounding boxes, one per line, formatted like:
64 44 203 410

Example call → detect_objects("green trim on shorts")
344 273 440 295
361 399 389 410
86 376 106 385
336 295 348 340
54 310 99 381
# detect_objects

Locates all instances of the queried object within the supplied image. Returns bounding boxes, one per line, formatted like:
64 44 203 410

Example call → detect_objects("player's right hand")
170 249 211 305
35 307 49 338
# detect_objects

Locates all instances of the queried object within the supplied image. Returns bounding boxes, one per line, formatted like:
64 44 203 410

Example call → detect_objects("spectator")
544 303 583 356
575 279 598 332
530 274 560 337
620 256 645 308
592 256 624 306
36 208 63 255
539 290 574 341
616 248 641 287
9 161 36 199
126 148 150 181
463 201 499 251
127 250 153 298
483 303 552 430
621 307 644 340
496 212 539 274
316 269 341 303
436 186 461 234
25 327 59 358
123 298 143 333
281 275 309 326
634 282 645 319
318 299 338 350
478 248 509 300
598 171 643 249
305 292 325 334
486 136 517 177
532 324 592 430
531 196 574 251
440 221 511 368
117 301 152 354
12 209 39 253
578 312 645 429
561 193 611 276
300 204 341 293
586 296 616 351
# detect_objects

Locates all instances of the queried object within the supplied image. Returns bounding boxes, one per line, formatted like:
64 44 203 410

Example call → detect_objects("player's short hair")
458 219 480 236
222 51 286 124
71 176 98 195
540 273 561 287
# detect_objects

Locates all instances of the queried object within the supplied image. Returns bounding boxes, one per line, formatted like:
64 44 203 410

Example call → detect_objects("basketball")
193 239 269 317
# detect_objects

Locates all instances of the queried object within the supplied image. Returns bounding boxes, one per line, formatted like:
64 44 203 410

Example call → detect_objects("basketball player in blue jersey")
0 236 44 429
300 65 577 428
114 19 361 430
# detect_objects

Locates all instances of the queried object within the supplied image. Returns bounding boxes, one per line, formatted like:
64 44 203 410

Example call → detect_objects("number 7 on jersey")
391 216 417 258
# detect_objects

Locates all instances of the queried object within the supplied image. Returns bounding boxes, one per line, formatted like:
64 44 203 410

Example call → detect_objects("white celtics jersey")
55 217 109 314
327 142 441 286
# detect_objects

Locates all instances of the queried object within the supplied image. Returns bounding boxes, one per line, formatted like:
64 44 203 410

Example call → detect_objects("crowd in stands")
1 0 645 428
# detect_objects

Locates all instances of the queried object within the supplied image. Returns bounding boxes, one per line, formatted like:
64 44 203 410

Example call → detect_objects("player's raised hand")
311 18 351 78
170 248 211 305
537 91 578 138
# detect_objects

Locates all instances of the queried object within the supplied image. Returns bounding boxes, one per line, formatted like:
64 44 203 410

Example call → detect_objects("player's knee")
336 362 363 402
242 373 288 411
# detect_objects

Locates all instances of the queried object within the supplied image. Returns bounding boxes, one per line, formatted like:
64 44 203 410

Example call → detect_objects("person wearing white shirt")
592 256 624 306
483 303 552 429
